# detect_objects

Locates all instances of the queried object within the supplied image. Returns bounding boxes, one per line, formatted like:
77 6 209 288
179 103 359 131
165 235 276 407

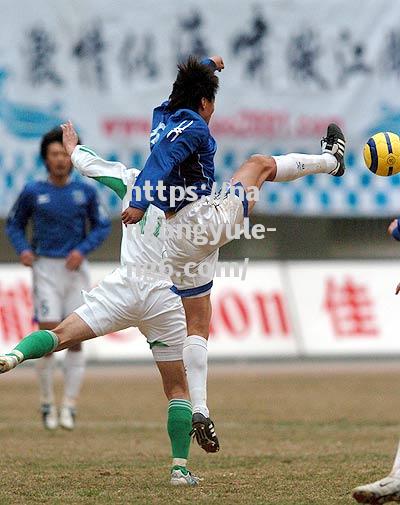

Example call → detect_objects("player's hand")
61 120 79 156
121 206 145 225
388 219 398 235
65 249 84 271
20 250 35 267
210 55 224 72
396 283 400 295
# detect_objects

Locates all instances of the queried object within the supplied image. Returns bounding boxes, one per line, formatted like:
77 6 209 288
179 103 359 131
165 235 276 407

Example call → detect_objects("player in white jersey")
0 122 198 486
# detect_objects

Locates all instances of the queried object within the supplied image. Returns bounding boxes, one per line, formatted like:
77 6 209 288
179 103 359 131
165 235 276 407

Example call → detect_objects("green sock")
167 399 192 466
7 330 59 361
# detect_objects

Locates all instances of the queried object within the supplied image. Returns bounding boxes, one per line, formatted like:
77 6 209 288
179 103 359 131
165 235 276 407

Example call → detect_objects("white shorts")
74 266 186 361
165 184 247 298
32 257 90 322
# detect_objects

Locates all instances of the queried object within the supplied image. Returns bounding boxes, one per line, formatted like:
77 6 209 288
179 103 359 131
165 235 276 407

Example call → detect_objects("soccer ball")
363 131 400 176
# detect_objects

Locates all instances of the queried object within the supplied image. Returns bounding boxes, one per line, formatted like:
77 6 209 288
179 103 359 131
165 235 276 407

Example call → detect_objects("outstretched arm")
203 55 224 72
62 121 132 200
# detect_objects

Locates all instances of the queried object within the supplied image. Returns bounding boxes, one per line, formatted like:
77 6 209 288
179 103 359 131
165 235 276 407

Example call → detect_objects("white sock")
273 153 338 181
36 354 55 405
391 442 400 477
172 458 187 468
62 350 85 408
182 335 209 418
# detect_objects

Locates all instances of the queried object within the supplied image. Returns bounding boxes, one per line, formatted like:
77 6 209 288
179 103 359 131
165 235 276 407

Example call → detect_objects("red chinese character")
324 277 378 337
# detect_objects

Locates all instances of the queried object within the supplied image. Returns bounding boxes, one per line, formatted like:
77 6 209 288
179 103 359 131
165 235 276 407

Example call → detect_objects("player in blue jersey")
6 127 111 430
122 54 346 453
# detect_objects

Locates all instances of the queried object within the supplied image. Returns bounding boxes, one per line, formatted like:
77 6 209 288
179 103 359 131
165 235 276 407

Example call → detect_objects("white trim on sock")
10 350 24 363
172 458 187 468
44 330 60 352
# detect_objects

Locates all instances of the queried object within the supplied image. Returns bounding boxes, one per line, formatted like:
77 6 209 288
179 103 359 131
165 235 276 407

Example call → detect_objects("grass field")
1 361 400 505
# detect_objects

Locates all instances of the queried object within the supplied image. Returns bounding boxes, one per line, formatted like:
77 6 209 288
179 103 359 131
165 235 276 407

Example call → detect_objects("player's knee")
187 323 209 338
166 386 189 401
249 154 276 180
185 308 211 337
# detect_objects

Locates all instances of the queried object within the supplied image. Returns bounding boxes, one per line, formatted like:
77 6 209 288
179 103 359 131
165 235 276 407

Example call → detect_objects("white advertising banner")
288 261 400 356
2 260 400 359
0 262 296 360
209 263 296 358
1 0 400 217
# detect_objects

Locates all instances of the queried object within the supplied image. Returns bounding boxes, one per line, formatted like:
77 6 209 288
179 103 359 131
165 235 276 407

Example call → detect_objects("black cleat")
190 413 220 453
321 123 346 176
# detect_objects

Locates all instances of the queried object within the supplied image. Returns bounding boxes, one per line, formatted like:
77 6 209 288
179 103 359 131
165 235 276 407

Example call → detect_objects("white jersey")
71 145 186 361
71 145 165 272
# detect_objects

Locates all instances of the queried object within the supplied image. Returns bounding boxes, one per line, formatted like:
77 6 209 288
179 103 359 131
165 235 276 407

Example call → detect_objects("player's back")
146 101 217 212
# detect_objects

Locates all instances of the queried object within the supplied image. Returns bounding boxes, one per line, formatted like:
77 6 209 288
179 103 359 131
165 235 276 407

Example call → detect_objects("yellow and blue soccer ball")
363 131 400 176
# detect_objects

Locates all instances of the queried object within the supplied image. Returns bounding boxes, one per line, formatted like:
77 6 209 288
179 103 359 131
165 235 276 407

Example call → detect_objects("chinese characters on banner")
18 9 398 94
324 278 378 337
1 0 400 217
288 262 399 356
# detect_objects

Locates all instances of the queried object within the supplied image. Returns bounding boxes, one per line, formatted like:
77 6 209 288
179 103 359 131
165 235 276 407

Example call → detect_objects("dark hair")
40 126 82 160
167 56 219 113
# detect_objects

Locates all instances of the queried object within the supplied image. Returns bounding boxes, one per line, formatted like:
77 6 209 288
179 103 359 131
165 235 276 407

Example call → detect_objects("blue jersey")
393 224 400 241
6 179 111 258
130 59 218 213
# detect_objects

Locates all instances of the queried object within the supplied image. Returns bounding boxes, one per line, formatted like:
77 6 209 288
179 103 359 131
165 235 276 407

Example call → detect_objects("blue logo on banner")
0 69 65 139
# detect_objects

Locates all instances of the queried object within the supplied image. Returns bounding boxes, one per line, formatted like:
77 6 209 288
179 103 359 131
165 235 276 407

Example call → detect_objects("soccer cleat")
190 413 220 453
170 467 199 486
59 406 76 430
352 475 400 504
41 403 58 430
0 351 23 374
321 122 346 176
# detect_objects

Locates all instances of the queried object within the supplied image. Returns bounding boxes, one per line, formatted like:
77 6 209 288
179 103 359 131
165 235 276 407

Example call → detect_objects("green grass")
0 363 399 504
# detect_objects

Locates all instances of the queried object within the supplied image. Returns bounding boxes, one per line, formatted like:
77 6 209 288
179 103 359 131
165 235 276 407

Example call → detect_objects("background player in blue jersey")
6 127 111 430
351 218 400 503
122 55 346 453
